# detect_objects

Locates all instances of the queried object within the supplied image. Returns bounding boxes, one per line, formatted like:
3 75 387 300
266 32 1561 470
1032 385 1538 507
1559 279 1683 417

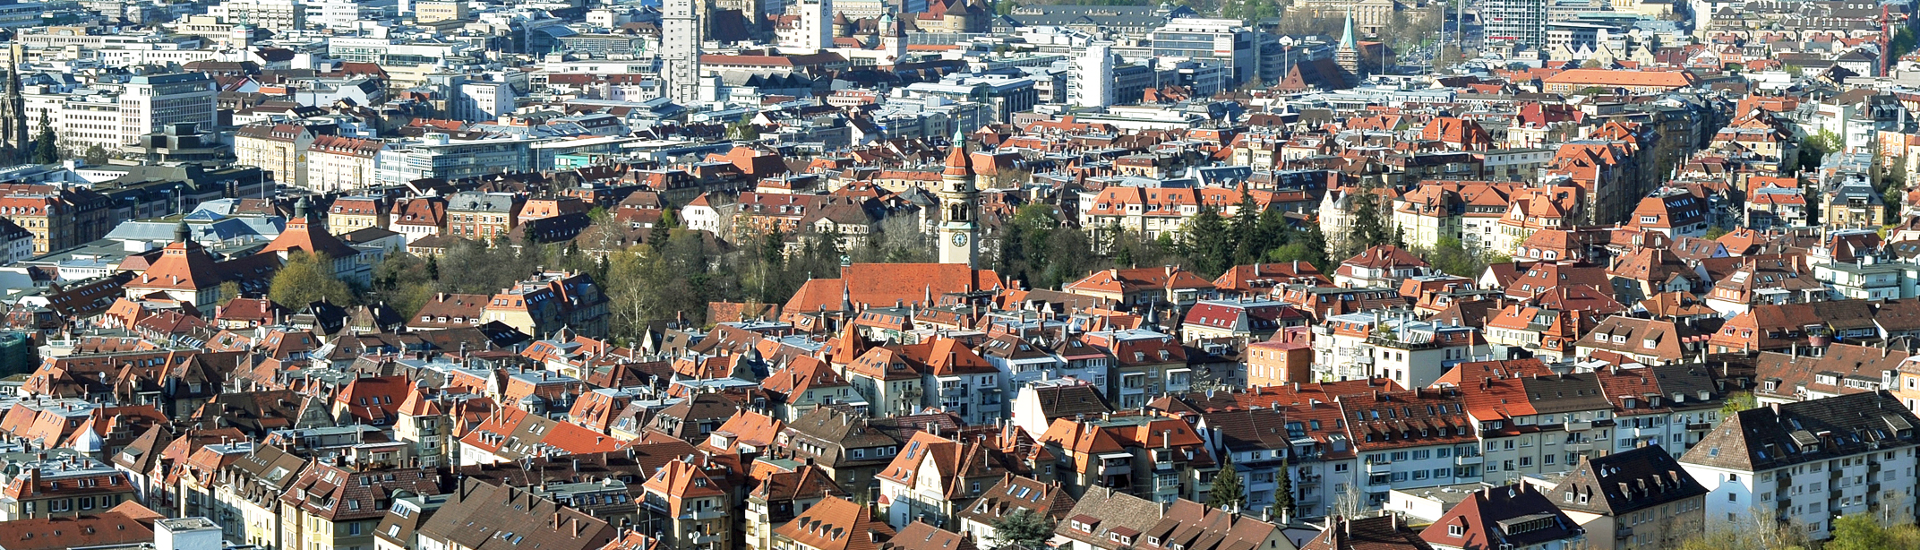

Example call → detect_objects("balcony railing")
1566 420 1593 431
1454 454 1483 466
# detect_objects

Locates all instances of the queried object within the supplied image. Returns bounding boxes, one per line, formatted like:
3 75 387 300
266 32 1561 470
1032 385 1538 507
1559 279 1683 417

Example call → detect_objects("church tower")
1335 8 1364 81
2 43 28 160
937 129 978 267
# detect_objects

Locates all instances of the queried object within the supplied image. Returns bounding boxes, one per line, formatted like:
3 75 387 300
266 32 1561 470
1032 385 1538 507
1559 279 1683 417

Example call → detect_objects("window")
1448 525 1464 537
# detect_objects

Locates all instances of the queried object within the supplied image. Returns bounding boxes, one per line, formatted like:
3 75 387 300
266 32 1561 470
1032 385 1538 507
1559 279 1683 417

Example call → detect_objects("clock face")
951 233 968 246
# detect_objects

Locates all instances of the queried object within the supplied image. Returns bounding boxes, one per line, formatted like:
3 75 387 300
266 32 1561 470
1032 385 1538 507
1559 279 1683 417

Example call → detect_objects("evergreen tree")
1272 457 1293 521
1207 457 1246 512
647 199 678 247
1249 206 1289 262
1345 187 1389 257
1229 193 1261 265
31 112 56 165
1184 207 1231 278
990 509 1055 550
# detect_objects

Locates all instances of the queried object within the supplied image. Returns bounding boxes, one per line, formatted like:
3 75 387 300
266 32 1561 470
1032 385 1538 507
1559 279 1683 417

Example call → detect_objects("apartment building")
1551 445 1708 550
1345 388 1478 506
234 123 315 189
306 135 383 192
1680 391 1920 541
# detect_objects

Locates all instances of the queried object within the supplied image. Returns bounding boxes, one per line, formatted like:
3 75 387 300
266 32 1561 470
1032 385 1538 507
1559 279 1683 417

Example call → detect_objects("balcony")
1454 454 1483 466
1364 461 1393 474
1566 420 1593 431
1616 526 1633 541
1687 422 1712 431
687 508 726 520
1565 442 1593 453
1362 477 1391 492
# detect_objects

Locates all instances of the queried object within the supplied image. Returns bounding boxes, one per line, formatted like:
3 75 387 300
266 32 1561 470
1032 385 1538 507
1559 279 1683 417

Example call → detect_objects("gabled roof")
1419 484 1581 549
772 495 895 550
1550 445 1707 516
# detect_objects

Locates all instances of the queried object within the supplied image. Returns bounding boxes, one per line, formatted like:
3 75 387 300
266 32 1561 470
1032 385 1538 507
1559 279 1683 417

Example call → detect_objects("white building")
455 79 517 122
23 72 216 152
1679 391 1920 541
658 0 703 103
208 0 305 34
1071 43 1114 108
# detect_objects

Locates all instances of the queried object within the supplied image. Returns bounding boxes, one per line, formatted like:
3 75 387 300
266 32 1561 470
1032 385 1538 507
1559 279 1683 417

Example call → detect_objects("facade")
1483 0 1548 47
445 191 522 240
1550 445 1707 550
306 135 383 192
1680 391 1920 541
1149 19 1255 85
234 123 314 189
659 0 703 104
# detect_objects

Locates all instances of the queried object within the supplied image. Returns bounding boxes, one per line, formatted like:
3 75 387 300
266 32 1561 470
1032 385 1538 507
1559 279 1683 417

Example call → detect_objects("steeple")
294 196 312 223
1338 8 1358 50
942 128 973 177
937 127 979 267
1335 7 1364 80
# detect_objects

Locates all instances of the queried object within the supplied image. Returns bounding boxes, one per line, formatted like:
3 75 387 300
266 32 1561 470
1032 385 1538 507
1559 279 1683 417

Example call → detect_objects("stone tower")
1335 8 1364 80
937 129 978 267
2 43 28 160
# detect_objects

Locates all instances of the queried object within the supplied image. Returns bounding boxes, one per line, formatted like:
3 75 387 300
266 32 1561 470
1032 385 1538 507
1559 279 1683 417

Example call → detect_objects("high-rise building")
660 0 703 104
1149 18 1256 86
794 0 831 53
1071 42 1114 108
118 72 218 148
936 130 978 267
1482 0 1548 48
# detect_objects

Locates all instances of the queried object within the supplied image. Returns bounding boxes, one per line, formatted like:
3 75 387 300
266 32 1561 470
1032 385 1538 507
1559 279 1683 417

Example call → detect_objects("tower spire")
937 127 979 267
1339 7 1357 50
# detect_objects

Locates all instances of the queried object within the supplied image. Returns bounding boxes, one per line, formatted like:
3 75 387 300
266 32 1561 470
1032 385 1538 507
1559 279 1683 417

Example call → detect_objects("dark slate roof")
1419 484 1582 549
1549 444 1708 516
1680 391 1920 472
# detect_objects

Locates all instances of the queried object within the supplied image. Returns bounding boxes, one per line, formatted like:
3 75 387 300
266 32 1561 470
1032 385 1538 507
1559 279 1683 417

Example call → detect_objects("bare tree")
1330 481 1366 521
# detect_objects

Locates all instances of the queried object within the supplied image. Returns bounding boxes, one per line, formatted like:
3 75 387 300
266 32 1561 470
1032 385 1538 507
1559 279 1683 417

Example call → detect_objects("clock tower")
937 128 978 267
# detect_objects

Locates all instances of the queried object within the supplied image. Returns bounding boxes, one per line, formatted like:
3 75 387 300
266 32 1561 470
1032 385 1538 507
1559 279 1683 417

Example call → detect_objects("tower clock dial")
951 233 968 246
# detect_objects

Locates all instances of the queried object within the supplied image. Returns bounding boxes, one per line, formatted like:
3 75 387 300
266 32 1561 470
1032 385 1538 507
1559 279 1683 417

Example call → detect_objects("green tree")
1344 187 1389 258
1425 237 1492 278
83 145 109 165
727 119 761 141
989 509 1055 550
269 251 355 308
1208 458 1246 511
1720 391 1756 418
1828 514 1891 550
650 200 677 247
370 252 437 318
1269 223 1329 272
216 281 241 307
1183 207 1231 278
31 112 56 165
1228 193 1261 265
1798 129 1843 172
1272 458 1293 521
